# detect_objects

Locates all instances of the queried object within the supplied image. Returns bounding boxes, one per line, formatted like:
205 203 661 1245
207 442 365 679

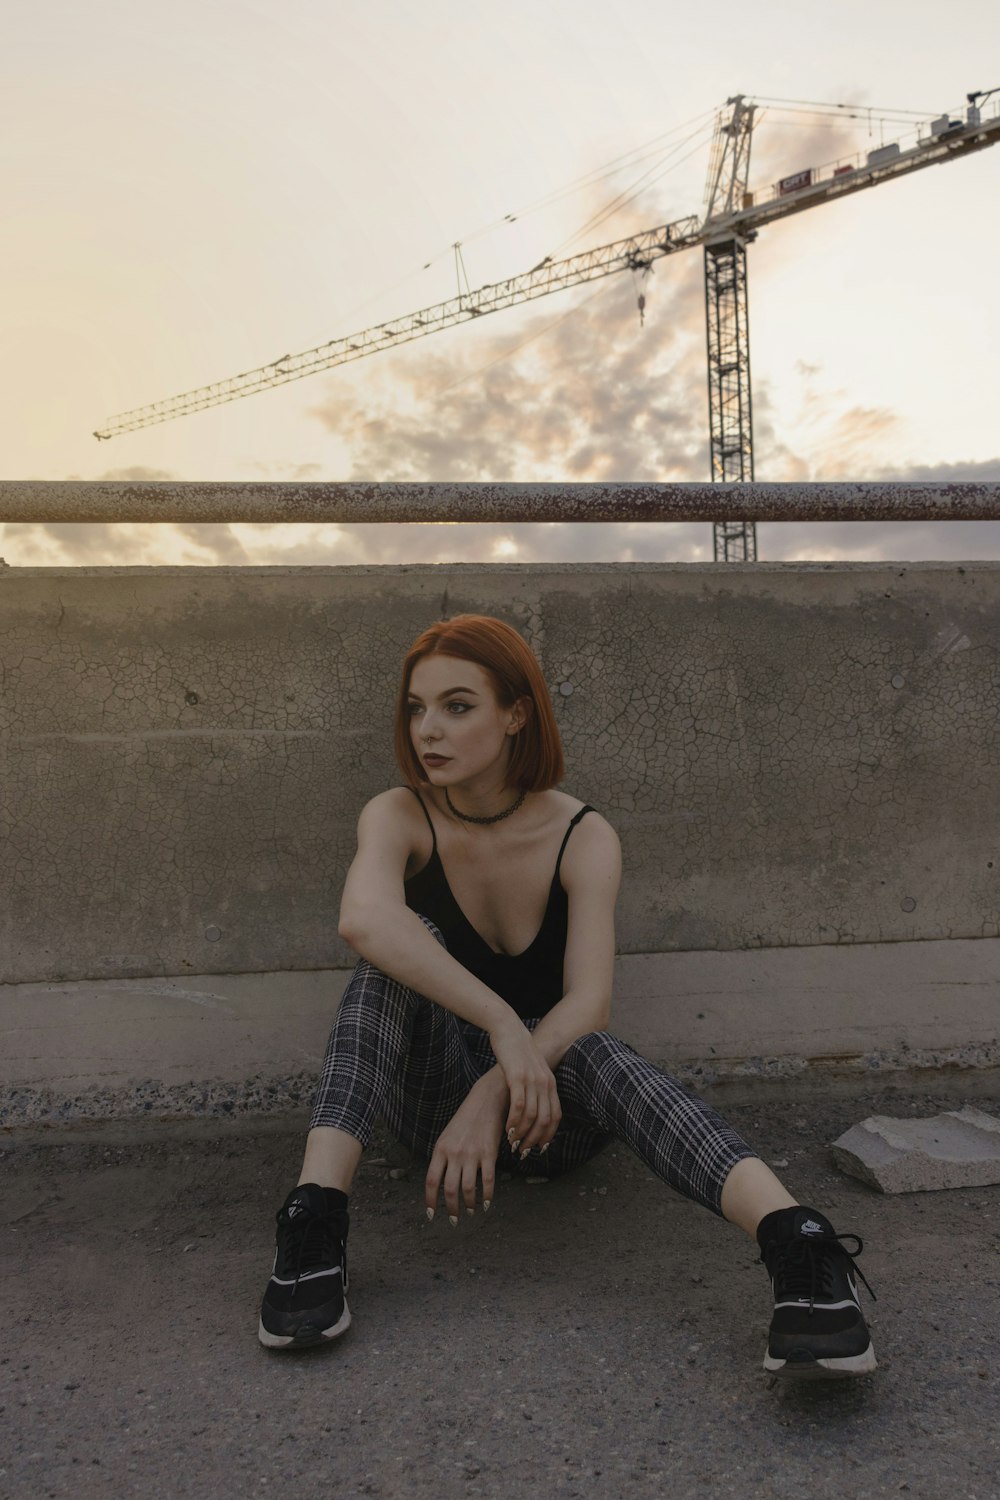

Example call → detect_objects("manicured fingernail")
449 1215 458 1228
506 1128 516 1143
540 1143 550 1155
426 1207 434 1221
520 1147 530 1160
466 1208 475 1217
512 1138 521 1152
483 1200 491 1212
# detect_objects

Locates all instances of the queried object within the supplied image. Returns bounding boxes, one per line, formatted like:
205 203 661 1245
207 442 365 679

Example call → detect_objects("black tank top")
403 790 594 1020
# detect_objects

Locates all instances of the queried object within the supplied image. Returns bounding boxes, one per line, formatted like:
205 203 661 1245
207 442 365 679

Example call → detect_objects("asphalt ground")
2 1089 999 1500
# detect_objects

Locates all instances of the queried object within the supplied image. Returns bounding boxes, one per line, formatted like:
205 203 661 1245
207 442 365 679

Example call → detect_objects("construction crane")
94 88 1000 562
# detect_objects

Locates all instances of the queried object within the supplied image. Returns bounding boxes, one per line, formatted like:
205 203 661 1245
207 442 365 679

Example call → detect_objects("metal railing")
2 480 999 526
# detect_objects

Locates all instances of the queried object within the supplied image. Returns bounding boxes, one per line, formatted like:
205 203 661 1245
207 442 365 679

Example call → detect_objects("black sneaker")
758 1207 877 1379
258 1184 351 1349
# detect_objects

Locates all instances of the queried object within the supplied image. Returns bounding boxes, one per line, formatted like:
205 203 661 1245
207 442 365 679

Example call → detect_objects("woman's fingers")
514 1090 546 1152
480 1154 495 1211
516 1082 563 1153
425 1147 446 1218
493 1025 556 1140
519 1084 539 1141
442 1160 463 1222
506 1071 563 1149
429 1154 493 1219
505 1078 542 1139
461 1160 480 1215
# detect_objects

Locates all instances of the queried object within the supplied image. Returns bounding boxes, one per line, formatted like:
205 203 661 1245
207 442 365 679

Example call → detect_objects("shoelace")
762 1231 876 1312
276 1205 348 1292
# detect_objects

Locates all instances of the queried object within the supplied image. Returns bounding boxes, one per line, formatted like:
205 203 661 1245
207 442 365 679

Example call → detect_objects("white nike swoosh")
269 1267 343 1286
774 1297 859 1311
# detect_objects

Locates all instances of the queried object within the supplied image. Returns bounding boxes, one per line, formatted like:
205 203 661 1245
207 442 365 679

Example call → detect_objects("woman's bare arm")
338 790 513 1033
338 789 557 1139
421 811 621 1214
479 814 621 1154
530 812 621 1064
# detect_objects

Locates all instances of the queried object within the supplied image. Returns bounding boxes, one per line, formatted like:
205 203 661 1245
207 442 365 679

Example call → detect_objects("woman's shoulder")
553 794 621 877
546 788 613 829
353 788 435 876
356 787 432 841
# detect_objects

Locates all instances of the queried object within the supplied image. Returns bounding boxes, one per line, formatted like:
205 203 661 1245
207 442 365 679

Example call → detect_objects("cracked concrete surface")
1 1092 999 1500
1 563 998 988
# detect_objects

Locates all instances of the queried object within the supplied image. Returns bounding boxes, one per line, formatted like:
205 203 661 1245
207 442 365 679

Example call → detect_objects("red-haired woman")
258 615 875 1378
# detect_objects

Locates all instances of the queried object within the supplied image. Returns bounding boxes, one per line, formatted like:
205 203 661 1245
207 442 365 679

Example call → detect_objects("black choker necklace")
445 787 526 825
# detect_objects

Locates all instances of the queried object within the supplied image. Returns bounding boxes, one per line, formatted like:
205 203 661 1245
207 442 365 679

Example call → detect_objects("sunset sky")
3 0 999 567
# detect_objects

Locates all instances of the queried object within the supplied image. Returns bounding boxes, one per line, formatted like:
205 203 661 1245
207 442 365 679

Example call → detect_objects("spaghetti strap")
406 786 437 852
554 804 593 883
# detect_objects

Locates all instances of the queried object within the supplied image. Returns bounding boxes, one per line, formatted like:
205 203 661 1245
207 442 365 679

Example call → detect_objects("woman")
258 614 876 1378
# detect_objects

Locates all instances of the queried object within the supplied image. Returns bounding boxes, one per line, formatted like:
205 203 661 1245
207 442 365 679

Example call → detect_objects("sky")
3 0 1000 568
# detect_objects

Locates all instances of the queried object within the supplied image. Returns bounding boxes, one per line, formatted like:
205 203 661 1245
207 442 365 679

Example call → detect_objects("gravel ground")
2 1090 998 1500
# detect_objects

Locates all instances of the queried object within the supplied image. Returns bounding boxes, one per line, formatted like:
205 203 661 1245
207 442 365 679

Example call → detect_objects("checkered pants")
310 921 758 1217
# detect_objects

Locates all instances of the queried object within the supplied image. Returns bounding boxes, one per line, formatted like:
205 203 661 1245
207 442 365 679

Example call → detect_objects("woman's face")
407 654 525 789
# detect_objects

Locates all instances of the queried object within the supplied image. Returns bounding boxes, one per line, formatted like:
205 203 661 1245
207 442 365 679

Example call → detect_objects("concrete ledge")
2 935 998 1127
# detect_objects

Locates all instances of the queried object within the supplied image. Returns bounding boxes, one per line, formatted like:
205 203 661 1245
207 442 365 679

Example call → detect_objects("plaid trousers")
310 921 758 1217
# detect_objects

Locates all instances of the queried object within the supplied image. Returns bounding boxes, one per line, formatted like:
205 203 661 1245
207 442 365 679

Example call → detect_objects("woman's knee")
336 959 419 1027
560 1029 633 1075
340 914 446 993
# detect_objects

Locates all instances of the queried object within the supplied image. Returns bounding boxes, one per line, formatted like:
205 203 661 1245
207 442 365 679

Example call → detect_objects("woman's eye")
447 701 471 714
407 703 422 716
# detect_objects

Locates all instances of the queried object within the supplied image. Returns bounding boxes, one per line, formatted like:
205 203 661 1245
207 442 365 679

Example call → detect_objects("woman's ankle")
298 1125 364 1193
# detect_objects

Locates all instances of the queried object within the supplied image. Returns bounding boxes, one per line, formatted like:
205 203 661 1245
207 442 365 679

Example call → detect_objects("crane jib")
93 95 1000 446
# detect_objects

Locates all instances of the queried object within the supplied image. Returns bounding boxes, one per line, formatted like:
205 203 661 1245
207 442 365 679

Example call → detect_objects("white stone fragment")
831 1106 1000 1193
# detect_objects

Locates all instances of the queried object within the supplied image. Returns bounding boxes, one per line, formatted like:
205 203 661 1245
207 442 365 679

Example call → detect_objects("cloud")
877 456 1000 483
0 463 254 567
307 258 709 484
95 466 179 481
2 140 998 571
750 107 866 197
245 461 324 481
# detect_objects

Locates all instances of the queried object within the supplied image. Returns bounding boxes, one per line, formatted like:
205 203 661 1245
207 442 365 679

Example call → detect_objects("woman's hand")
489 1017 562 1154
425 1072 509 1221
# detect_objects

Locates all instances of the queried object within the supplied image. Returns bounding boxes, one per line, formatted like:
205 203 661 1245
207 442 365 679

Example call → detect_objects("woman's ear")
506 696 532 735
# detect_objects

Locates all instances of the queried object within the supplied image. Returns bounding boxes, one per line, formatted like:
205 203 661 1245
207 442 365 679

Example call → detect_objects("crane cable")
751 95 935 116
547 116 718 258
315 107 718 342
429 103 720 258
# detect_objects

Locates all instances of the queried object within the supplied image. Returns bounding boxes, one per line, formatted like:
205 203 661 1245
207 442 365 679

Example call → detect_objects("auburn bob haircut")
394 614 565 793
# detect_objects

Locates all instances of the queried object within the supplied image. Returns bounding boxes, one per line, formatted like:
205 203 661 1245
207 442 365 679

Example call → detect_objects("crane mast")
702 96 758 560
94 91 1000 562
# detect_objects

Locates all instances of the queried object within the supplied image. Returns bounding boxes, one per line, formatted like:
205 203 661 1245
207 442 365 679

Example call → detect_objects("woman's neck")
443 781 526 826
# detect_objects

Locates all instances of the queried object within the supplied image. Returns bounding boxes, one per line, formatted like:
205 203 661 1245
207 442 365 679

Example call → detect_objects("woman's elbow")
337 905 368 949
338 900 405 953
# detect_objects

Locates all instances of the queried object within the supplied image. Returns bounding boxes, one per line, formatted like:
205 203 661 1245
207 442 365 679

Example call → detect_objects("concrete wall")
2 561 998 988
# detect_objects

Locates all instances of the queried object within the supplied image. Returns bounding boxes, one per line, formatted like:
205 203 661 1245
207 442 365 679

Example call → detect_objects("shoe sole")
258 1299 351 1350
764 1342 877 1379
